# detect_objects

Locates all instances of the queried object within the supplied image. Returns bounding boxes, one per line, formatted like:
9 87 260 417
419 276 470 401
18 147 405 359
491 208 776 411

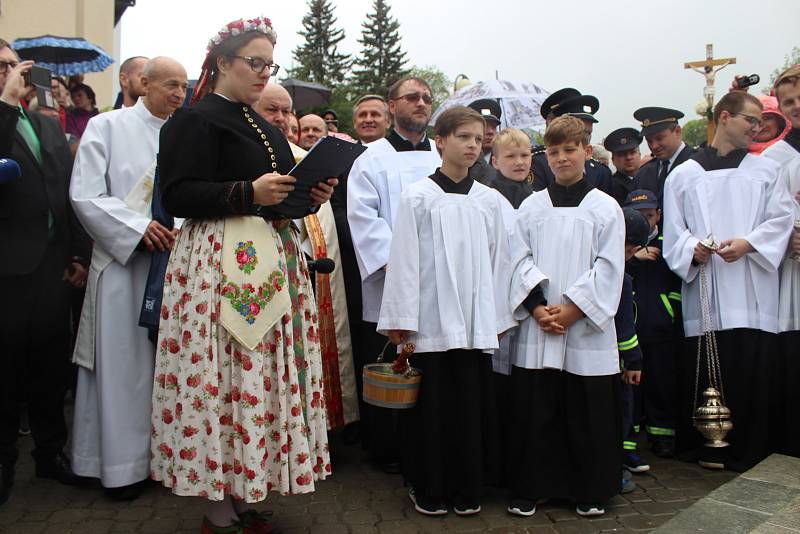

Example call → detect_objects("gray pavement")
0 425 737 534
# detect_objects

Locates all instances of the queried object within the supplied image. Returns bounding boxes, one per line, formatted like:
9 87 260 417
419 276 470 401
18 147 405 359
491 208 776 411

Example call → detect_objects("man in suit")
633 107 696 204
0 39 90 506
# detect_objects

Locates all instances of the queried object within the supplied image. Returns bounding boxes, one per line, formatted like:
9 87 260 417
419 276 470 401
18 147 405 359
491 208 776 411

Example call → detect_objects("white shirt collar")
667 142 686 169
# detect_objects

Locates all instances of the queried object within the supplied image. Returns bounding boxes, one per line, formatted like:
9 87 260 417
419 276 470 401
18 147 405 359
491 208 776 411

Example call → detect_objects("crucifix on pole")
684 44 736 143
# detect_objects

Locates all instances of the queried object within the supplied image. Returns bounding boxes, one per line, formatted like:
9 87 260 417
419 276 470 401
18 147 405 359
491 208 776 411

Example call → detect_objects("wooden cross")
685 44 736 143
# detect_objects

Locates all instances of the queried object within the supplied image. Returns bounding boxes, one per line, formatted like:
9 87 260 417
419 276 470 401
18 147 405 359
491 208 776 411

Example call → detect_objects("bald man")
299 113 327 149
117 56 148 109
255 83 293 137
70 56 187 500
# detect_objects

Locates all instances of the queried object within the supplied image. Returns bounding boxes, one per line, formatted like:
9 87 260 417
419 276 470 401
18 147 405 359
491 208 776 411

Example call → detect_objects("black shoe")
409 488 447 516
0 463 14 506
35 452 90 486
106 480 148 501
380 460 402 474
453 496 481 516
652 439 675 458
507 498 536 517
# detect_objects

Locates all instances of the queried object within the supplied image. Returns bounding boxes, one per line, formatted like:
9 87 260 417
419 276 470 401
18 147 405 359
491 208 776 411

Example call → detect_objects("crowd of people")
1 14 799 534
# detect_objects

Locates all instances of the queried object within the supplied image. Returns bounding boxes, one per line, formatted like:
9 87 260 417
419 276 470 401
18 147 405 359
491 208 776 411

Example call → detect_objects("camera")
734 74 760 90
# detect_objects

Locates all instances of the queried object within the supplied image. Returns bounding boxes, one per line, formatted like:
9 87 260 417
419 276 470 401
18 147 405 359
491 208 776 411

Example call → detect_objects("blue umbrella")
11 35 114 76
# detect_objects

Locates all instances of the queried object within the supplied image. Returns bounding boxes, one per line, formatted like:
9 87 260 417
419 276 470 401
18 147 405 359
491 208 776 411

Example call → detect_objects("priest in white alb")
663 91 794 472
69 57 188 499
346 76 440 472
763 64 800 458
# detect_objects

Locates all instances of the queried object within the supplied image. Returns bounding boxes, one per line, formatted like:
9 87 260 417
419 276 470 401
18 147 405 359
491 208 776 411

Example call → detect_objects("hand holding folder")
269 136 366 219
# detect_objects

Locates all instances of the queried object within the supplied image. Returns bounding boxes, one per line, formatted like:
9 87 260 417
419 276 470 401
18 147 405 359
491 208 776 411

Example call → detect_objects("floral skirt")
150 218 331 502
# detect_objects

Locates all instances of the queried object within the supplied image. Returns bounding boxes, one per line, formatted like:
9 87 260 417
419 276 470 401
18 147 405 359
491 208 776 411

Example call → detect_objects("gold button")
251 123 258 129
242 106 249 112
272 163 277 169
270 155 275 161
247 118 254 123
268 147 274 153
261 134 266 140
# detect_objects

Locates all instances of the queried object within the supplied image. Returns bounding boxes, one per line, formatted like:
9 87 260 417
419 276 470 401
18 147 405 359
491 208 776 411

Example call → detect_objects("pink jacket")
750 95 791 155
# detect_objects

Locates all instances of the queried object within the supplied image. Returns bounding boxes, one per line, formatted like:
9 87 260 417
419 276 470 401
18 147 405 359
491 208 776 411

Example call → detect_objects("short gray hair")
352 94 389 119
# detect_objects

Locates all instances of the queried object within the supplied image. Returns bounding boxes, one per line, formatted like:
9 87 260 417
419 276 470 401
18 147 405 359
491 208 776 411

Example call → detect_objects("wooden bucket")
363 363 422 409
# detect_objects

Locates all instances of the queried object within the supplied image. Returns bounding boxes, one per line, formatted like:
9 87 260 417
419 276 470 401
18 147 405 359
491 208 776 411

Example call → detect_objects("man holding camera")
0 38 90 506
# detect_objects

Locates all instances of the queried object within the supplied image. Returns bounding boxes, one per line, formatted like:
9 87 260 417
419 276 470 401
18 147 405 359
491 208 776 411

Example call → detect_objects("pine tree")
289 0 351 86
352 0 409 97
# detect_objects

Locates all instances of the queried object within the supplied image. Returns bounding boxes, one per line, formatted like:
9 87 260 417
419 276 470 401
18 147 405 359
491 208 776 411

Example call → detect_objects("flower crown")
206 16 276 52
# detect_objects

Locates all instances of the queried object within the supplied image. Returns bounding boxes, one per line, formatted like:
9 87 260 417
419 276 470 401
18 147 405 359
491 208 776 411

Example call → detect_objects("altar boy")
378 106 515 517
507 115 625 518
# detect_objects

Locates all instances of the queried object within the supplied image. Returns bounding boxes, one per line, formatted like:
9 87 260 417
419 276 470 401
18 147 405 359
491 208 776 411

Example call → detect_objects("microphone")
0 158 21 184
308 257 335 274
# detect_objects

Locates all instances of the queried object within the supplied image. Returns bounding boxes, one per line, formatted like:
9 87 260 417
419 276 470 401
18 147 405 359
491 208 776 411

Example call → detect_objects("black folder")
270 136 366 219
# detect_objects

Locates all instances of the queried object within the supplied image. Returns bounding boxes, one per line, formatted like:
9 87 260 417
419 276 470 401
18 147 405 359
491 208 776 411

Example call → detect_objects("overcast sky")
120 0 799 144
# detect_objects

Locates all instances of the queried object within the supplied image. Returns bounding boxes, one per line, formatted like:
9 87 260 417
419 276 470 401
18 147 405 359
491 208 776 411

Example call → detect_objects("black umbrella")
12 35 113 76
280 78 331 110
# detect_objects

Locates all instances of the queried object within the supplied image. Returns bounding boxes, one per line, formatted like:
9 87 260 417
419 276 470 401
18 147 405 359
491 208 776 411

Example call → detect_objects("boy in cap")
633 107 696 204
604 127 644 205
617 208 651 485
467 98 503 185
531 88 613 195
624 189 683 458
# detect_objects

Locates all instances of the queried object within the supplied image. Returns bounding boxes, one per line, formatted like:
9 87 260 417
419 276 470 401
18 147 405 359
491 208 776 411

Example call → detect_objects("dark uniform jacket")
626 230 683 344
615 273 643 371
0 101 89 276
632 144 696 205
610 171 637 206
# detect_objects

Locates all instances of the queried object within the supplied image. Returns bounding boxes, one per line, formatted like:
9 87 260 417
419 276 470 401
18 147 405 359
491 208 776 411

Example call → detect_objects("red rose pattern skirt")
150 219 331 502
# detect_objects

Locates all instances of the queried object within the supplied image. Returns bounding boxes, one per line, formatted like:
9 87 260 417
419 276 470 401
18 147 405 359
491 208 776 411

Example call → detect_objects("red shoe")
200 516 244 534
238 509 281 534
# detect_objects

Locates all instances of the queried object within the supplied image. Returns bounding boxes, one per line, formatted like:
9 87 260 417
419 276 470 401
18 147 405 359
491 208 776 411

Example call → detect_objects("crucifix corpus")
684 44 736 143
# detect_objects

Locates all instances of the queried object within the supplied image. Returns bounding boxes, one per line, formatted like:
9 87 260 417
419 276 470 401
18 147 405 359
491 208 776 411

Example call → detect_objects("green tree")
289 0 351 85
407 65 451 112
352 0 409 97
765 46 800 94
682 118 708 147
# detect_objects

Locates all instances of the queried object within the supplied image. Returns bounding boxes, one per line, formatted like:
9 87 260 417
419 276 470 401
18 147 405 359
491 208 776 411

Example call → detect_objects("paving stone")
74 519 114 534
617 513 670 531
655 497 766 533
707 476 800 515
552 518 600 533
631 501 678 516
377 520 421 534
342 510 378 524
139 516 181 533
48 509 87 524
109 522 142 533
744 454 800 490
114 507 153 522
349 526 379 534
642 488 687 502
3 523 47 534
309 525 347 534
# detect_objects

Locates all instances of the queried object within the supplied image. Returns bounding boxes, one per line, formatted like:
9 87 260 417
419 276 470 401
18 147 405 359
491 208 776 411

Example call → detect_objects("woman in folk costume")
149 17 335 534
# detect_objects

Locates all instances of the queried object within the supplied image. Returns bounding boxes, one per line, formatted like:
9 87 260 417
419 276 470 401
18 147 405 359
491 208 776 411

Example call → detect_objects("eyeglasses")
393 92 433 105
229 56 280 76
733 113 763 129
0 60 19 73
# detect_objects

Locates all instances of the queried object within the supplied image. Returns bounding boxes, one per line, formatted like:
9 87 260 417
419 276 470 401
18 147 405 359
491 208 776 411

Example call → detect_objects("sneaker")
576 503 605 516
621 476 636 494
409 488 447 516
453 496 481 516
507 498 536 517
623 452 650 473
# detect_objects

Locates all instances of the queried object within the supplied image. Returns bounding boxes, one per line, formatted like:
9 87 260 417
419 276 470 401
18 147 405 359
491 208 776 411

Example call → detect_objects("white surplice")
346 138 441 322
509 189 625 376
662 154 795 337
763 139 800 332
377 179 516 353
69 99 166 487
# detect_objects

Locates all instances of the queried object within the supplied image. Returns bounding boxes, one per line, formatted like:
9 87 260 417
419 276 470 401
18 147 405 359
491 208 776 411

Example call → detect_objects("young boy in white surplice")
377 106 515 517
507 115 625 518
